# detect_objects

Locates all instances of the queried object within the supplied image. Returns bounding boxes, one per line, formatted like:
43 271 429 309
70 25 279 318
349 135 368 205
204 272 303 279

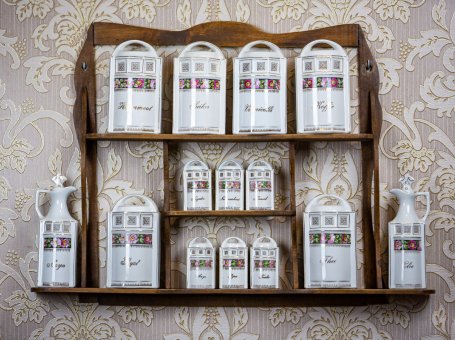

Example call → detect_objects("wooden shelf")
31 287 435 307
86 133 374 142
165 210 295 217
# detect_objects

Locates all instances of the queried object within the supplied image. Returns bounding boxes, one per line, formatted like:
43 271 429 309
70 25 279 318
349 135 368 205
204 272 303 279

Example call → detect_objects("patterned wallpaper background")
1 0 455 339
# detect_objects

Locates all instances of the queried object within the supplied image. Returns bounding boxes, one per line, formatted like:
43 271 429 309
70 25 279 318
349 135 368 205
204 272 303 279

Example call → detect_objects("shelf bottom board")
32 288 434 307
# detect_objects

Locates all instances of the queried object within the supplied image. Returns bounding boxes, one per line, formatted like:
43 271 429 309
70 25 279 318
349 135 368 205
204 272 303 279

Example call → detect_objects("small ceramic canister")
250 236 279 289
389 174 429 289
107 195 160 288
36 174 77 287
219 237 248 289
186 237 216 289
295 39 350 133
246 160 274 210
233 40 287 134
173 42 226 134
183 160 212 211
108 40 162 133
216 160 244 210
304 194 356 288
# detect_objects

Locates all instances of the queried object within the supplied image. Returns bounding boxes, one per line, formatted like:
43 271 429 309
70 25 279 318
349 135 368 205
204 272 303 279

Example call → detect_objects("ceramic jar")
246 161 274 210
304 194 356 288
108 40 162 133
250 236 279 289
186 237 216 289
183 160 212 211
216 160 244 210
107 195 160 288
219 237 248 289
173 42 226 134
296 39 350 133
233 40 287 134
389 174 429 289
36 174 77 287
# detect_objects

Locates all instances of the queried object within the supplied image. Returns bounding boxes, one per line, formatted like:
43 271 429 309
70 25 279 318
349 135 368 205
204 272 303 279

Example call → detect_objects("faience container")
219 237 248 289
183 160 212 211
215 160 244 210
250 236 279 289
246 160 274 210
186 237 216 289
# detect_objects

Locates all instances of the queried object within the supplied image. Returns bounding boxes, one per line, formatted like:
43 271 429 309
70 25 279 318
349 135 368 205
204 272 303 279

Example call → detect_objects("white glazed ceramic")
233 40 287 134
389 174 429 289
36 174 77 287
303 194 356 288
183 160 212 211
219 237 248 289
108 40 162 133
186 237 216 289
246 160 274 210
173 42 226 134
250 236 279 289
296 39 350 133
215 160 244 210
107 195 160 288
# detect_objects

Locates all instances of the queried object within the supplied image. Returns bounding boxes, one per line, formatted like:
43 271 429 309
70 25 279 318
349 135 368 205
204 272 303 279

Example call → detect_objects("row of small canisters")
183 159 274 211
109 39 350 135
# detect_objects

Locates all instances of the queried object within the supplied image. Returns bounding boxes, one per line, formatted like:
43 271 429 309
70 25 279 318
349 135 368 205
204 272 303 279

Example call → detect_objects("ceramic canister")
183 160 212 211
250 236 279 289
304 194 356 288
187 237 216 289
296 39 350 133
216 160 244 210
246 160 274 210
108 40 162 133
36 174 77 287
173 42 226 134
219 237 248 289
107 195 160 288
233 40 287 134
389 174 429 289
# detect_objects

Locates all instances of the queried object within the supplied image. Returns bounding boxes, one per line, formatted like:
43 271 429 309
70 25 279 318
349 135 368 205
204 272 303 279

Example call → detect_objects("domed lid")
252 236 277 248
188 236 214 249
184 160 210 172
218 159 243 171
221 236 246 248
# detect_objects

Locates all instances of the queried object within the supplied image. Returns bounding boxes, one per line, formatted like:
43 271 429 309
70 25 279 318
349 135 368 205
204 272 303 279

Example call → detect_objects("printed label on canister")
188 258 214 288
248 180 273 210
221 258 246 288
393 239 423 287
217 180 242 210
252 259 277 288
42 237 72 286
186 181 211 210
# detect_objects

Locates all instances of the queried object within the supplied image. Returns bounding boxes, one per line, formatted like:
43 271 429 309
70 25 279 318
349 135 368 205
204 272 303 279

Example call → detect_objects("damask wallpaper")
0 0 454 339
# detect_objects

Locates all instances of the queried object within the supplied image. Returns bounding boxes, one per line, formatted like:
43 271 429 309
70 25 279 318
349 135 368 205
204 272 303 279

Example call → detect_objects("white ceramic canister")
296 39 350 133
246 160 274 210
36 174 78 287
107 195 160 288
250 236 279 289
304 194 356 288
108 40 162 133
186 237 216 289
233 40 287 134
173 42 226 134
219 237 248 289
183 160 212 211
389 174 429 289
215 160 244 210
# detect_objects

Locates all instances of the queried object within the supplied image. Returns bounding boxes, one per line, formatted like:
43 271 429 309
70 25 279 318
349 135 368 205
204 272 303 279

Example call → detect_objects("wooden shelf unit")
32 21 434 306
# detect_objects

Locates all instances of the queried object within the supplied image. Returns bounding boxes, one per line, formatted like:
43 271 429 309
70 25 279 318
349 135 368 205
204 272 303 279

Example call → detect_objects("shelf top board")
86 133 374 143
165 210 295 217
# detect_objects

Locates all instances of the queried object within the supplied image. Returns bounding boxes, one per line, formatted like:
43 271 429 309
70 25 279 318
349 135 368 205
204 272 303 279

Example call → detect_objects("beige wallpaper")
1 0 454 339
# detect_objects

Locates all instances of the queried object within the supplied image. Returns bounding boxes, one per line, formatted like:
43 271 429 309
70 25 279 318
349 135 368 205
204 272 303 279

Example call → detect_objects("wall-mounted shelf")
31 21 434 307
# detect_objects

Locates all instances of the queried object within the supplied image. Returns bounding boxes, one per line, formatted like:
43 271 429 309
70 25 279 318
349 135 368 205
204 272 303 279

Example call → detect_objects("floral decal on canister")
43 237 72 249
254 260 276 268
114 77 157 89
223 259 245 268
187 181 210 189
112 233 153 245
179 78 221 90
190 259 213 268
219 181 241 189
309 233 351 245
394 239 422 251
239 78 280 90
303 77 343 89
249 181 272 191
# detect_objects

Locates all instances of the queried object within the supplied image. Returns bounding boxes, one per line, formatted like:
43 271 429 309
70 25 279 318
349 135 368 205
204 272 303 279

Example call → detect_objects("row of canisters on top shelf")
187 236 279 289
35 174 428 290
184 159 274 211
108 39 350 135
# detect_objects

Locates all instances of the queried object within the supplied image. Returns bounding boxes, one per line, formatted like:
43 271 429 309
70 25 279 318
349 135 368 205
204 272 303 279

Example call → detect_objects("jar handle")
300 39 346 56
112 40 158 58
305 194 351 212
35 189 50 219
416 192 430 222
112 194 159 212
238 40 284 58
179 41 225 59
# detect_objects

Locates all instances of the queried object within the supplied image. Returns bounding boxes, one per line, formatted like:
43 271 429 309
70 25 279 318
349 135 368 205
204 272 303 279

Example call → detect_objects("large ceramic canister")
303 194 356 288
233 40 287 134
186 237 216 289
108 40 162 133
219 237 248 289
107 195 160 288
173 42 226 134
250 236 279 289
296 39 350 133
